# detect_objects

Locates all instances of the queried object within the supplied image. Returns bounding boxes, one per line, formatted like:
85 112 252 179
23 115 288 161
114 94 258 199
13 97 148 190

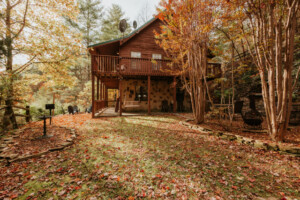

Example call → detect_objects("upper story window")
131 52 141 70
152 54 162 70
131 52 141 58
152 54 162 60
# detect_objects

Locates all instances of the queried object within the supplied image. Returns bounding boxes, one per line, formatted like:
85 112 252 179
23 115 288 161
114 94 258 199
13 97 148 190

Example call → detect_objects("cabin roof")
88 17 158 49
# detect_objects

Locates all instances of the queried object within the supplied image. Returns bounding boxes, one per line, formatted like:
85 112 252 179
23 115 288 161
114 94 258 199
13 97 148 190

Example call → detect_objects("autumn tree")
0 0 81 130
100 4 132 41
156 0 224 124
229 0 300 141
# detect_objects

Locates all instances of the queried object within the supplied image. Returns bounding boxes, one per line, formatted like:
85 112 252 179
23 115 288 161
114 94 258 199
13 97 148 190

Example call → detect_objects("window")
131 52 141 70
134 86 148 101
152 54 162 70
152 54 162 60
131 52 141 58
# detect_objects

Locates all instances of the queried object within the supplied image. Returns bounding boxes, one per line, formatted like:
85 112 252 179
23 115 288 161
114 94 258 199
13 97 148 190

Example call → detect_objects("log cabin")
88 18 221 117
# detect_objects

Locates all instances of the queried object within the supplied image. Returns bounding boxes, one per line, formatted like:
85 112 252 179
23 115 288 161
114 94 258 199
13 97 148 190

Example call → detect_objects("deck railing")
93 55 119 73
92 55 221 77
119 57 173 76
92 55 174 76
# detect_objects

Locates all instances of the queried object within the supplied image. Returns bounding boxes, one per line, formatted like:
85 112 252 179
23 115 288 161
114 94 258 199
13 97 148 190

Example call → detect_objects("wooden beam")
92 74 95 118
97 77 100 100
119 79 123 116
11 105 27 110
173 76 177 113
103 83 105 101
100 81 102 101
148 76 151 115
15 114 31 117
105 86 108 107
100 82 103 100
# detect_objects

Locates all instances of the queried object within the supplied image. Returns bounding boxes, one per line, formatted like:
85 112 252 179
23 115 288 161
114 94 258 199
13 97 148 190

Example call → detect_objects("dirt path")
0 114 299 199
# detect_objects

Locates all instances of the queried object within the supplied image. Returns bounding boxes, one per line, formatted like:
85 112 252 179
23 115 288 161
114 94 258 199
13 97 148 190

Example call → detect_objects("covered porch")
91 75 178 118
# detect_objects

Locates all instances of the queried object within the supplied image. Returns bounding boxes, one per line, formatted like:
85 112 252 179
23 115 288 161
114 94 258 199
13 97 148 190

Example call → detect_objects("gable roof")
88 17 158 49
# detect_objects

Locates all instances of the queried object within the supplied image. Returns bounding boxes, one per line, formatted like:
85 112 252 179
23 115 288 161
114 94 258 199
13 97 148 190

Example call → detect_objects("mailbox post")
46 104 55 125
38 115 52 138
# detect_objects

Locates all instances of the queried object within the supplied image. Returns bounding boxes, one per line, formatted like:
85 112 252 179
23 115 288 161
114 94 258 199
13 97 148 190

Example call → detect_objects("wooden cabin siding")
119 20 167 59
94 42 120 56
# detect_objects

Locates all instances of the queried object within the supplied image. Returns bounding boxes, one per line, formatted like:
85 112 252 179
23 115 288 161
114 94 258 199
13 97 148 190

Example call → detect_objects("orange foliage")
24 114 91 129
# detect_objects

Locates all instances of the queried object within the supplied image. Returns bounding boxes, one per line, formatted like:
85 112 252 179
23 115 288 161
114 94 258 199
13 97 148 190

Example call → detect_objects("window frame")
130 51 142 70
152 53 162 71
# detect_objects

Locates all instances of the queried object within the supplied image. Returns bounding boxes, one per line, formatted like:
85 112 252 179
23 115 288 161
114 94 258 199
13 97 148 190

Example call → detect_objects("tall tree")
65 0 104 83
156 0 226 124
66 0 103 47
0 0 81 130
231 0 299 142
100 4 132 41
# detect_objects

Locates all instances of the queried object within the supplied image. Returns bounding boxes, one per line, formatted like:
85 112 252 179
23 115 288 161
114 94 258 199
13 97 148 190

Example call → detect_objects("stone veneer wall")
121 79 191 112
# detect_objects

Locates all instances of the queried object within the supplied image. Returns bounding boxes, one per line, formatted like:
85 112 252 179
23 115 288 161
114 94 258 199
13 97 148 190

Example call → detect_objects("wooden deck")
92 55 176 77
92 55 222 78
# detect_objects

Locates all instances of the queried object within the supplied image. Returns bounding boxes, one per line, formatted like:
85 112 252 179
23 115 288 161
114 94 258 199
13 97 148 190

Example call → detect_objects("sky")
101 0 161 25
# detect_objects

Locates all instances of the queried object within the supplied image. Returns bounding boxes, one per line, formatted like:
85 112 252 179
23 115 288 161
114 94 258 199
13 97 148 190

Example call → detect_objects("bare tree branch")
13 54 37 74
12 0 29 39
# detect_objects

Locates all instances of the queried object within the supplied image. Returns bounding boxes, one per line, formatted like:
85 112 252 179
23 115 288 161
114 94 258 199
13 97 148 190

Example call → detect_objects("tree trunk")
187 44 207 124
241 0 299 142
3 0 18 130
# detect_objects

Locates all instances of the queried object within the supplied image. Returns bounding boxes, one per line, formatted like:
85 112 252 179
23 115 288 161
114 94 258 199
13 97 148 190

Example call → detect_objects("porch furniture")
123 101 141 109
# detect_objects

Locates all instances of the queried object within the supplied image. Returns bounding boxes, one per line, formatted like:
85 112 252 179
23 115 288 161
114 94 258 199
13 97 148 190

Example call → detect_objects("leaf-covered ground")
0 114 299 199
179 113 300 146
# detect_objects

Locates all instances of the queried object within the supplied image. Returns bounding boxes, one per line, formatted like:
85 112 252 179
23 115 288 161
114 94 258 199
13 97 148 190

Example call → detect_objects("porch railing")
92 55 221 77
93 55 119 73
119 57 173 76
92 55 174 76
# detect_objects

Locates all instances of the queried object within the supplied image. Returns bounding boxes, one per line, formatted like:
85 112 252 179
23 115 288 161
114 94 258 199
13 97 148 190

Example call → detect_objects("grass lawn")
1 114 299 199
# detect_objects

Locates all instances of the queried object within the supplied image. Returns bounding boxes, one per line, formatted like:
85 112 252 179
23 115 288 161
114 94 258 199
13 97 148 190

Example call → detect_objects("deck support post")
96 77 99 100
105 86 108 107
92 74 95 118
173 77 177 113
119 79 122 116
148 76 151 115
101 82 103 100
99 81 103 101
102 83 105 101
